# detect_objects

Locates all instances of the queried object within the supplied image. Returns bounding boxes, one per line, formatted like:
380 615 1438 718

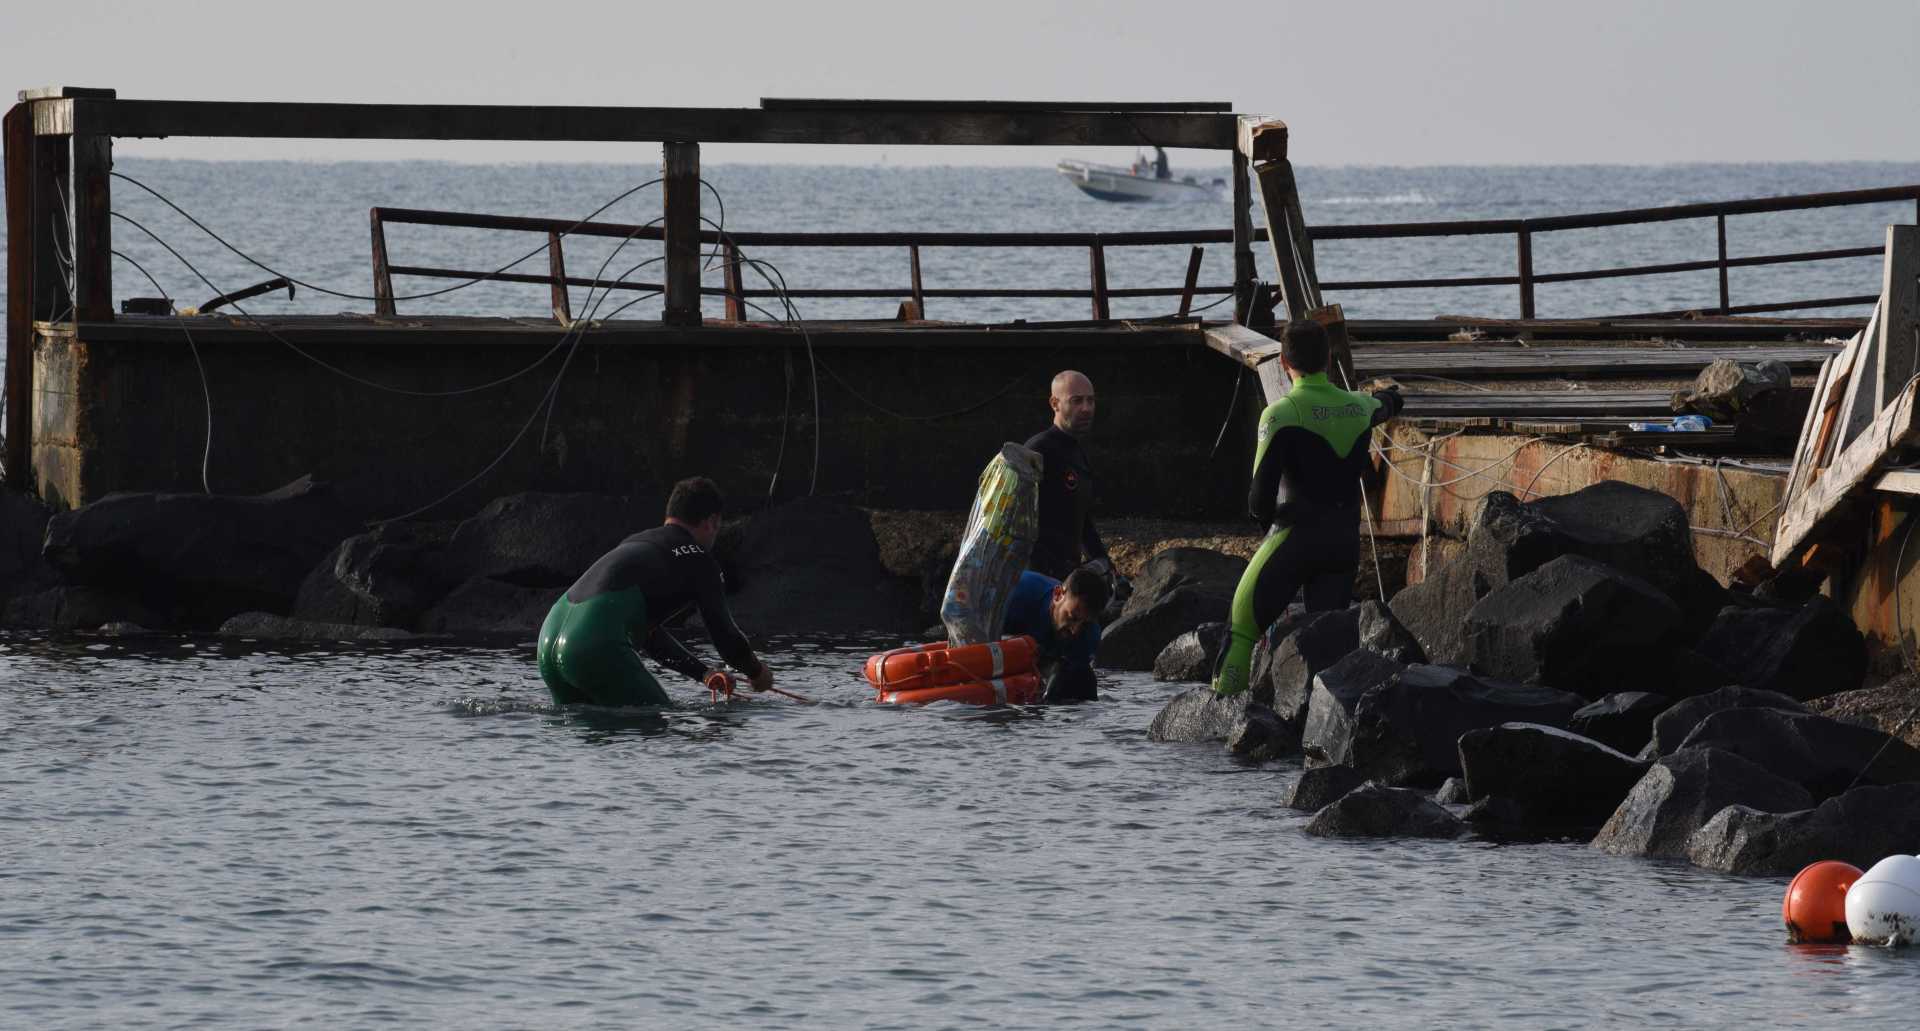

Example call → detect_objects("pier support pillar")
662 141 702 327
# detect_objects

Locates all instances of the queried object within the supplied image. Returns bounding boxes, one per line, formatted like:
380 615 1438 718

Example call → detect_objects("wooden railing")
371 184 1920 323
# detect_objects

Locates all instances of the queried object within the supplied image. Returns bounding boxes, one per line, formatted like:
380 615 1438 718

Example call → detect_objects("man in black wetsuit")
536 476 773 707
1025 370 1119 592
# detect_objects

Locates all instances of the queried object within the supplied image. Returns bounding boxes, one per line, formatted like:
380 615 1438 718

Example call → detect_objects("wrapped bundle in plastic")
939 443 1042 645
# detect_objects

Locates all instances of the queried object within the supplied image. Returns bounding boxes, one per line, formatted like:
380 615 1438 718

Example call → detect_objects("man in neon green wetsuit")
1212 320 1403 696
537 476 773 707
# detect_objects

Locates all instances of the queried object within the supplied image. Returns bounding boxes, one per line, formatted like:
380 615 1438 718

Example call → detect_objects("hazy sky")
5 0 1915 166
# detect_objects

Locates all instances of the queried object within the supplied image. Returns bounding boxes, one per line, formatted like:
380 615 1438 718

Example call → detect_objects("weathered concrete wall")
29 319 1261 520
1375 423 1786 586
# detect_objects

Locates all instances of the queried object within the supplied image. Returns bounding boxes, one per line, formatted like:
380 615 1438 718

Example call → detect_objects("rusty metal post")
369 209 396 316
1516 227 1535 320
71 132 111 321
723 242 745 321
1178 245 1204 316
1088 244 1110 321
661 141 702 327
1728 213 1743 312
4 104 32 487
909 244 925 319
547 231 571 323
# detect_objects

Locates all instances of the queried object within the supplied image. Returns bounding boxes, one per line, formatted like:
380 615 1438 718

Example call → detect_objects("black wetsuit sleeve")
1249 438 1285 527
1370 388 1405 427
693 561 761 675
1082 515 1108 565
642 623 711 684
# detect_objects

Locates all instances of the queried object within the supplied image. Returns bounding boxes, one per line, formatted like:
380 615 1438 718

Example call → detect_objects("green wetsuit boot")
537 588 671 707
1213 371 1400 696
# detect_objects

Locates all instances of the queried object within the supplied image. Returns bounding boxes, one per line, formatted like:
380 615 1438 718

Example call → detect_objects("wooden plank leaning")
1202 322 1290 404
1772 375 1920 569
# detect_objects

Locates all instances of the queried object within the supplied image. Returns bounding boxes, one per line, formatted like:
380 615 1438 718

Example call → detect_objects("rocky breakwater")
1149 481 1914 861
0 479 924 642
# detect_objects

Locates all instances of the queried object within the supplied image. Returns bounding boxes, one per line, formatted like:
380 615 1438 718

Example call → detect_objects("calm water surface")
3 632 1914 1028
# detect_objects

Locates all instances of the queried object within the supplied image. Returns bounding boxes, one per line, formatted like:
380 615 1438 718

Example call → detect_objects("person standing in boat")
1000 568 1110 703
536 476 773 707
1025 371 1125 605
1211 320 1403 698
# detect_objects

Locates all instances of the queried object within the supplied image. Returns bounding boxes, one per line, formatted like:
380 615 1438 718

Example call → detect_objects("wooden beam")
1236 116 1287 162
71 132 111 321
1876 225 1919 414
909 245 925 319
724 242 746 322
4 104 32 488
1203 323 1284 366
1309 304 1357 390
17 86 115 102
47 98 1240 149
1251 158 1317 321
1833 301 1883 453
1874 469 1920 495
1230 149 1254 320
661 142 701 327
1772 377 1920 568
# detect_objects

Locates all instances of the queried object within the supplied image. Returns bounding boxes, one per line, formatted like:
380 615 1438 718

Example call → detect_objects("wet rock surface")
1300 649 1407 768
1685 783 1920 876
1457 723 1649 832
1591 747 1814 861
218 612 423 642
419 577 555 636
40 475 358 627
1286 764 1367 812
444 491 662 589
0 487 53 602
1304 782 1465 839
1262 607 1362 722
1340 664 1586 788
1569 692 1673 757
1225 703 1290 762
1676 706 1920 801
1692 597 1866 702
1461 555 1680 696
1643 686 1808 759
1154 622 1229 682
293 521 459 629
1147 686 1248 744
1099 548 1243 672
1099 585 1227 671
721 497 920 635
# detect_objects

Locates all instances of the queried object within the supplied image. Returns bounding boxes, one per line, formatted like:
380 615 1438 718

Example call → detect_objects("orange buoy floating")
1783 860 1862 944
878 672 1044 706
867 636 1040 705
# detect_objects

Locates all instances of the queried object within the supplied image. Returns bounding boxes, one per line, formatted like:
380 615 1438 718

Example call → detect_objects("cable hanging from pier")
112 248 214 495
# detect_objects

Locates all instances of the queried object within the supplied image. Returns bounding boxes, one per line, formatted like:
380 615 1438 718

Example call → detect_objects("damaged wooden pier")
5 88 1917 636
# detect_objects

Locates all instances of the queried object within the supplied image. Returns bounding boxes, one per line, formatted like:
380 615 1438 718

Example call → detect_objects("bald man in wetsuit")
536 476 773 707
1026 370 1117 586
1212 320 1403 697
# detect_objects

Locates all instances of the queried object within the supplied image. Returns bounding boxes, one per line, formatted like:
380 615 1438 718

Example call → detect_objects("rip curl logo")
1312 403 1366 420
1064 470 1079 491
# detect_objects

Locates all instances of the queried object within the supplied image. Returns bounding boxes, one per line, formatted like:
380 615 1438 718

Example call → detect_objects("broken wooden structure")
2 88 1913 551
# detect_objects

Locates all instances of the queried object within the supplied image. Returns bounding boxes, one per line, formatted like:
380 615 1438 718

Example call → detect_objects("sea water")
2 632 1916 1028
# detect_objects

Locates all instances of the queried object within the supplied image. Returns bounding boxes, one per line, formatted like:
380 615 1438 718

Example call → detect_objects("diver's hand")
748 662 774 694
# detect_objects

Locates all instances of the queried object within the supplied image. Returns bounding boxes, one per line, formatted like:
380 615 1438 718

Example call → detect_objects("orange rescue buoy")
878 672 1044 706
864 636 1039 693
1783 860 1862 944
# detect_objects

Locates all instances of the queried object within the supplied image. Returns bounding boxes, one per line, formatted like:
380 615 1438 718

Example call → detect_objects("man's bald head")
1049 370 1096 435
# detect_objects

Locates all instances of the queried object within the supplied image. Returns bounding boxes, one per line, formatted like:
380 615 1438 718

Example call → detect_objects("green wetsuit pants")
536 587 672 707
1212 511 1360 696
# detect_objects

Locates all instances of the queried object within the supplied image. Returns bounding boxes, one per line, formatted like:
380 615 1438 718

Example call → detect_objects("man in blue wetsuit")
536 476 773 707
1212 319 1403 697
1001 568 1110 703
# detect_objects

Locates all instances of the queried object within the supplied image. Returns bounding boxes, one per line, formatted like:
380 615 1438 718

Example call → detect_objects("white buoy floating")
1845 855 1920 947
